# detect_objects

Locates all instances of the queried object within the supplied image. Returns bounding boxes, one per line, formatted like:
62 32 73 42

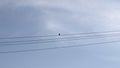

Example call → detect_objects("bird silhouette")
58 33 60 36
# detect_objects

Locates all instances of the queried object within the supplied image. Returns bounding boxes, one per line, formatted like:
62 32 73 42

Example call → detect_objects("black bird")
58 33 60 36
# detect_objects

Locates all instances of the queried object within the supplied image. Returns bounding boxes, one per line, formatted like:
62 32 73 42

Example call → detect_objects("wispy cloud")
1 0 120 35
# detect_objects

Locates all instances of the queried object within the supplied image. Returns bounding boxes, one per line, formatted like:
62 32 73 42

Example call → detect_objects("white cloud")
1 0 120 34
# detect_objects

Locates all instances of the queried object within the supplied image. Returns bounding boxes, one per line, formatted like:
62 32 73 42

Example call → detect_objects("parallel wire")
0 33 120 46
1 30 120 53
1 30 120 39
1 32 119 43
0 40 120 54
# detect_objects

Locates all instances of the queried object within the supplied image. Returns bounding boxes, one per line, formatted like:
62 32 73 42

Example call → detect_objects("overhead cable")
0 40 120 54
1 30 120 39
0 33 120 46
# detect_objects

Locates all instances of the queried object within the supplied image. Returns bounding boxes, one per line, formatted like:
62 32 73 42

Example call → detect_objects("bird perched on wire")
58 33 61 36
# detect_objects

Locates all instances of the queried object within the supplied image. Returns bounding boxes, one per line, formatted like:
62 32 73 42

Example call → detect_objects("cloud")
0 5 47 36
1 0 120 36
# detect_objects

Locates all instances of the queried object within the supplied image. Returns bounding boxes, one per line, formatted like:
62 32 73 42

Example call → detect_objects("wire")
0 40 120 54
1 32 120 44
0 35 57 39
1 30 120 39
0 32 120 46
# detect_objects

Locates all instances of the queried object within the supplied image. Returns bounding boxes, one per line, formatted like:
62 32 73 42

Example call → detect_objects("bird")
58 33 61 36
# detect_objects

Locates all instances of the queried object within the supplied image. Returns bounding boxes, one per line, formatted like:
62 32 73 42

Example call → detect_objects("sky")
1 0 120 68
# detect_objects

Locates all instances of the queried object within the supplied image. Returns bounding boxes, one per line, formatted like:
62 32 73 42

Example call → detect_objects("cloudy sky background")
1 0 120 68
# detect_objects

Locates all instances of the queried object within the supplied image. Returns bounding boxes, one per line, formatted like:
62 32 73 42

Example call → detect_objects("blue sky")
1 0 120 68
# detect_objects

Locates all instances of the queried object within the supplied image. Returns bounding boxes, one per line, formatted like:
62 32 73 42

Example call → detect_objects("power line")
0 33 120 46
0 40 120 54
1 30 120 39
1 32 119 43
0 35 57 39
